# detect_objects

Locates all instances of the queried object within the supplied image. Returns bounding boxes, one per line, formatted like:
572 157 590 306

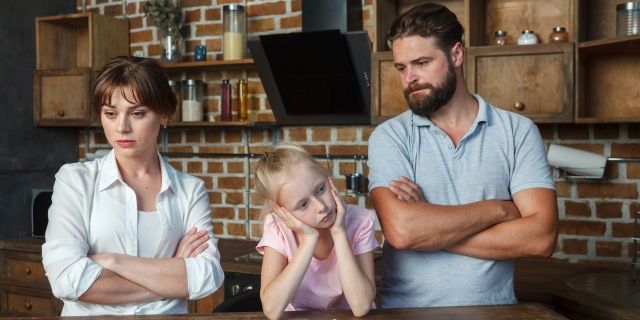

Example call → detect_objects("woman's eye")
132 111 145 118
103 111 116 118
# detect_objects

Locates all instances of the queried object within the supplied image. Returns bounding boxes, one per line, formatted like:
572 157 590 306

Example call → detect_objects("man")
367 3 558 308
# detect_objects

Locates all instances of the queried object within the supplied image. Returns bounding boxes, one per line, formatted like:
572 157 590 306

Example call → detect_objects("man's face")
392 36 457 117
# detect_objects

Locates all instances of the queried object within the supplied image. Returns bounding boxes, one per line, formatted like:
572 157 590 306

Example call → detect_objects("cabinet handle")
24 266 31 275
514 101 525 111
24 302 33 310
56 109 65 117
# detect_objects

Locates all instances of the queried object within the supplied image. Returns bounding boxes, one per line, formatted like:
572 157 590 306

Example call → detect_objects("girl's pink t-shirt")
256 204 379 311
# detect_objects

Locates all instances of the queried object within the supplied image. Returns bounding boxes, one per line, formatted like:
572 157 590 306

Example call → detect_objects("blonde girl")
254 143 379 319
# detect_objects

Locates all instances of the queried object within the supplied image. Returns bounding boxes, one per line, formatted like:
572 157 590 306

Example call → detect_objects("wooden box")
36 12 129 70
33 69 93 126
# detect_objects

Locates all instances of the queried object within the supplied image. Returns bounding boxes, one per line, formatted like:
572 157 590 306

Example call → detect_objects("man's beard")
403 62 457 117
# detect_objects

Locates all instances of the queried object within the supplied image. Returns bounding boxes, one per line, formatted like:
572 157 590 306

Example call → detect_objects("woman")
42 56 224 315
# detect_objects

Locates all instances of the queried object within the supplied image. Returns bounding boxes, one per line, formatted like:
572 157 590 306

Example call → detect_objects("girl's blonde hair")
254 144 329 212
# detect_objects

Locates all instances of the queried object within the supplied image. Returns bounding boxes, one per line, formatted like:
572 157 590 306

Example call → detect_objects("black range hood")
248 30 372 126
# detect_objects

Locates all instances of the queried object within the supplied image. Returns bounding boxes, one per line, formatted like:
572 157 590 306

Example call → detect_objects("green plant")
142 0 183 33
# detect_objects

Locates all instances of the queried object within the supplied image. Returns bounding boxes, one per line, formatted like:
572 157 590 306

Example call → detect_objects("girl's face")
101 86 168 160
277 162 336 229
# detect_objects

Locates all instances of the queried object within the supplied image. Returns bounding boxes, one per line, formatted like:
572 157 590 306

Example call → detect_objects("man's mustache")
404 82 434 96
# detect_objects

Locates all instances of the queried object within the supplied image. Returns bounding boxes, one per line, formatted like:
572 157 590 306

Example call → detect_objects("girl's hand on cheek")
270 201 318 239
328 178 346 235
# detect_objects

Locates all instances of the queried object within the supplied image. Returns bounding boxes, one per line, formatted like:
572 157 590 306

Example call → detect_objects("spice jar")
494 30 507 46
182 79 203 122
220 79 232 121
548 26 569 43
237 79 248 121
517 30 539 45
223 4 246 60
617 2 640 36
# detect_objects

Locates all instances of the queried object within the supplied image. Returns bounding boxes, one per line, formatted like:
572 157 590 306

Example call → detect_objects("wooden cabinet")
371 0 640 124
33 12 129 126
0 238 62 316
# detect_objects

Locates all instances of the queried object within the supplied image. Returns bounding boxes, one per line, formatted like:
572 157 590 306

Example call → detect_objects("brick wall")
78 0 639 265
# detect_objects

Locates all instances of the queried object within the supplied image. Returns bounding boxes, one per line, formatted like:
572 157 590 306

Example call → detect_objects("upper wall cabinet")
371 0 640 124
33 13 129 126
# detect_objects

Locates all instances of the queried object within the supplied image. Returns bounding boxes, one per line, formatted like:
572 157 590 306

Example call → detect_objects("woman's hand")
389 176 425 202
328 178 347 235
270 201 318 239
174 227 209 258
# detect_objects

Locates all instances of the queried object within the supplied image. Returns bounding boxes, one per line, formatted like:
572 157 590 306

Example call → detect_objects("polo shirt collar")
410 93 490 127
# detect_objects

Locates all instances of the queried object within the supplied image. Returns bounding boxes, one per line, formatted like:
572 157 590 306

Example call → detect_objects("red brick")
280 15 301 29
559 220 605 236
208 191 222 204
128 16 144 29
300 145 327 156
611 222 635 237
536 124 554 139
248 18 275 33
362 126 375 141
249 129 267 143
291 0 301 12
104 3 123 16
555 181 571 197
611 143 640 158
595 202 622 219
187 161 203 173
312 128 332 142
200 176 213 189
214 207 235 219
196 23 223 37
204 130 223 143
564 201 590 217
181 0 212 8
603 162 619 179
226 192 245 205
228 223 247 236
169 161 183 171
337 128 357 141
247 2 286 17
630 203 640 216
207 161 224 173
126 2 137 15
339 162 357 175
287 128 308 142
593 124 620 139
595 241 622 257
130 30 153 43
200 146 235 153
184 9 201 23
558 124 589 139
205 8 222 21
167 145 194 153
227 161 245 174
218 176 246 189
225 129 243 143
186 130 201 143
328 145 368 156
562 238 588 254
577 183 638 199
213 222 224 235
628 163 640 179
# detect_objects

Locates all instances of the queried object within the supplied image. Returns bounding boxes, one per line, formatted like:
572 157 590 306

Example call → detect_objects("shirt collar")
98 150 175 193
410 93 489 127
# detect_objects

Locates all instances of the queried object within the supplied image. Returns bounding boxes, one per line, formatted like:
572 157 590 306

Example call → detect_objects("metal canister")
617 2 640 36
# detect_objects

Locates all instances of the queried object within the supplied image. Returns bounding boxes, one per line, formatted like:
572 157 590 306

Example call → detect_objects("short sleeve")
510 120 556 195
367 120 414 191
346 206 379 256
256 213 290 258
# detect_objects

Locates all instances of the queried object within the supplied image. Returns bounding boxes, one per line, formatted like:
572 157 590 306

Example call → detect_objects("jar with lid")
182 79 203 122
517 30 539 45
168 80 182 121
617 2 640 36
493 30 507 46
223 5 246 60
548 26 569 43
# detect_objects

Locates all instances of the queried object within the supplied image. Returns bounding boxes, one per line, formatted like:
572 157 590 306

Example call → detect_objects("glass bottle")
223 5 246 60
517 29 539 45
549 26 569 43
221 79 232 121
237 79 248 121
181 79 202 122
494 30 507 46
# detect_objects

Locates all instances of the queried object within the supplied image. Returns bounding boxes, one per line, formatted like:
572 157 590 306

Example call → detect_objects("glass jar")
221 79 232 121
160 26 184 63
181 79 203 122
494 30 507 46
549 26 569 43
168 80 182 121
617 2 640 36
223 4 246 60
517 29 539 45
237 79 248 121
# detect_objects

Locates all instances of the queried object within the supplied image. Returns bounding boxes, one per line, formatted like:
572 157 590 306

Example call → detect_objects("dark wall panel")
0 0 77 239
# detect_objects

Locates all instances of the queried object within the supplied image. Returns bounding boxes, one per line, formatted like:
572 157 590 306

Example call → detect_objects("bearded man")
367 3 559 308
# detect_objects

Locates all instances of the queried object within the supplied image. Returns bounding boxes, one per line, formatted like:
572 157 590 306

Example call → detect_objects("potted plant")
143 0 184 63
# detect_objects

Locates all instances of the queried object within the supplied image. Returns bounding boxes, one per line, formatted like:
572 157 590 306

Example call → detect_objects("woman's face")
277 163 336 229
100 87 168 160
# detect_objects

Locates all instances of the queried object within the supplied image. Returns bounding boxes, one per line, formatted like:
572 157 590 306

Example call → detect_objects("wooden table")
11 303 565 319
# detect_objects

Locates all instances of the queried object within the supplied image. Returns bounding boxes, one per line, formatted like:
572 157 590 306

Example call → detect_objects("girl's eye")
317 183 326 194
298 201 308 211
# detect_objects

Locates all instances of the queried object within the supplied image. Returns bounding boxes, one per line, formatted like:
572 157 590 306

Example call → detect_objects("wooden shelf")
579 35 640 54
168 120 276 128
160 59 254 73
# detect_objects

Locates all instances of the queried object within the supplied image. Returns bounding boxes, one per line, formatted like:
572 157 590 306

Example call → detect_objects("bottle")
237 79 248 121
548 26 569 43
181 79 202 122
517 29 539 45
223 5 246 60
221 79 232 121
494 30 507 46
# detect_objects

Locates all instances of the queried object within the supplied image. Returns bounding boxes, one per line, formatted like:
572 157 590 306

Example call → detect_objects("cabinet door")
33 68 92 126
0 285 61 316
466 43 574 123
371 51 407 124
2 253 48 287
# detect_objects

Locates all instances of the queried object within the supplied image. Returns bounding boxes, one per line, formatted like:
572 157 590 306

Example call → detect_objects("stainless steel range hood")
248 30 372 126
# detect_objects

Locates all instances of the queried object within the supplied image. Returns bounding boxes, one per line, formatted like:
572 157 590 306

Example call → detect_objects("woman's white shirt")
42 150 224 315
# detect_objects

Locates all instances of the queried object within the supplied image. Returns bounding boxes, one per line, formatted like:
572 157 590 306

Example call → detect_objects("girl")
42 56 224 315
254 144 379 319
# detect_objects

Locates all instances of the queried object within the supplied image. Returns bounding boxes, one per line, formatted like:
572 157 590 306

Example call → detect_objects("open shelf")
160 59 254 73
168 120 276 128
579 35 640 54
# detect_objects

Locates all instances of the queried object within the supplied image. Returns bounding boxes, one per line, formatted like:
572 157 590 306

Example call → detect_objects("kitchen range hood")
248 30 371 125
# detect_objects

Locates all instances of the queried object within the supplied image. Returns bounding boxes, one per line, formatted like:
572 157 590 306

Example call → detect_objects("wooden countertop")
5 303 564 319
2 238 639 319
